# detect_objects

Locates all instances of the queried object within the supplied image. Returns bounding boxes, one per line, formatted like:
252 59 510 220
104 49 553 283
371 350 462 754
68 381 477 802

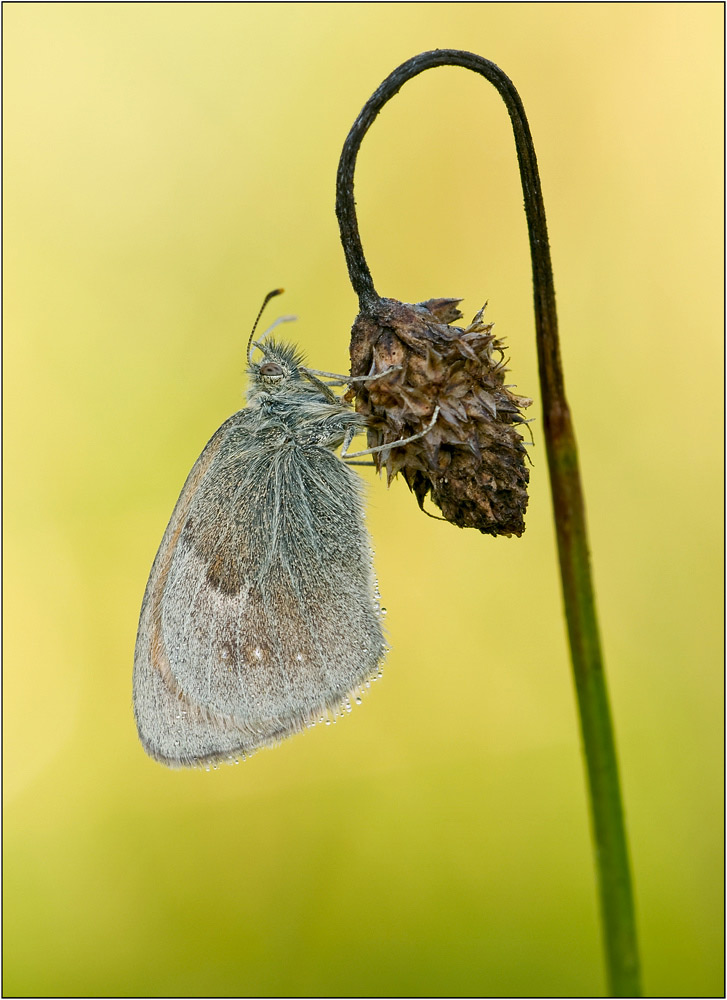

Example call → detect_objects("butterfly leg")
341 406 441 459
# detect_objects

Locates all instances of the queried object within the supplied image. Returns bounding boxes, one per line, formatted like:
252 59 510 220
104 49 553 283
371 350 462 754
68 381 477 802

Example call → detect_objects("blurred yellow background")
4 4 722 997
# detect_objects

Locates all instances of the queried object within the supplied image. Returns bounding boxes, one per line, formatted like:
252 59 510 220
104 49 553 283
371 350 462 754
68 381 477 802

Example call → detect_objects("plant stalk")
336 49 641 997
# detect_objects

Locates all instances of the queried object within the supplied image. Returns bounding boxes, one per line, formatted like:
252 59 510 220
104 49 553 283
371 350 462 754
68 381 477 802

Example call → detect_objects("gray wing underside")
133 415 386 767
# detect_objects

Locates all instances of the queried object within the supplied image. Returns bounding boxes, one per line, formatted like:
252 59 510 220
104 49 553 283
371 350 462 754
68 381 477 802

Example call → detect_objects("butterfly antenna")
247 288 284 364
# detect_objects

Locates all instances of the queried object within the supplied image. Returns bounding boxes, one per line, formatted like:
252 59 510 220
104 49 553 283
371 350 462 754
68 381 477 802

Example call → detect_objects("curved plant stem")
336 50 641 997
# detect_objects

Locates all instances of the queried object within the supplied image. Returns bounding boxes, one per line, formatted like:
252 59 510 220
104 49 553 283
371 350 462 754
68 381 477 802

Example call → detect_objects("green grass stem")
336 50 641 996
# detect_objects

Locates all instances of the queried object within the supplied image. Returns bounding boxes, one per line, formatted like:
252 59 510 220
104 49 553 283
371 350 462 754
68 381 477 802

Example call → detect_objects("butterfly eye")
259 362 284 377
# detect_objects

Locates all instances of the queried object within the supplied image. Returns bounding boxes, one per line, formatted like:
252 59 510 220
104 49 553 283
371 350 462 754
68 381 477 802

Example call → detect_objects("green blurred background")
4 4 723 997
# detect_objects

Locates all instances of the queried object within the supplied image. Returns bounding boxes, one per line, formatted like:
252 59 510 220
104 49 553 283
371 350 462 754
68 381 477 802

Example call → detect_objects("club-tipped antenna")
247 288 284 364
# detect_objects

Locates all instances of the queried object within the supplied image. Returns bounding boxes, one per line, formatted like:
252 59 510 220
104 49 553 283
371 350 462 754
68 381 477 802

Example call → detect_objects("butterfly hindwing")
133 409 386 768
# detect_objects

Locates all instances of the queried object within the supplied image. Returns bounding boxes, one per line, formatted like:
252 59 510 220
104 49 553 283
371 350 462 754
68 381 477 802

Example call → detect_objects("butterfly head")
247 338 308 396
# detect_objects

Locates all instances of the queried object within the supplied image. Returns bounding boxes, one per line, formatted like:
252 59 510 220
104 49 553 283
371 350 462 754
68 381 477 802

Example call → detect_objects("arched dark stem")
336 50 641 998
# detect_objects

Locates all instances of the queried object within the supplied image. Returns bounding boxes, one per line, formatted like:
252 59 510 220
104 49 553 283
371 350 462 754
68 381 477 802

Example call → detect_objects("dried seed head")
348 296 532 536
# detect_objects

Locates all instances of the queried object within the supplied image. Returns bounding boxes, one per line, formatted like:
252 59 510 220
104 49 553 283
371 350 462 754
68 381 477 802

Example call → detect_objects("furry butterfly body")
133 338 386 768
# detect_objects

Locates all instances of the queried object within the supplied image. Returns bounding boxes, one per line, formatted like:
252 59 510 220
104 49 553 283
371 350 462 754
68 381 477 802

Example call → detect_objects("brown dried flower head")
348 296 532 536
